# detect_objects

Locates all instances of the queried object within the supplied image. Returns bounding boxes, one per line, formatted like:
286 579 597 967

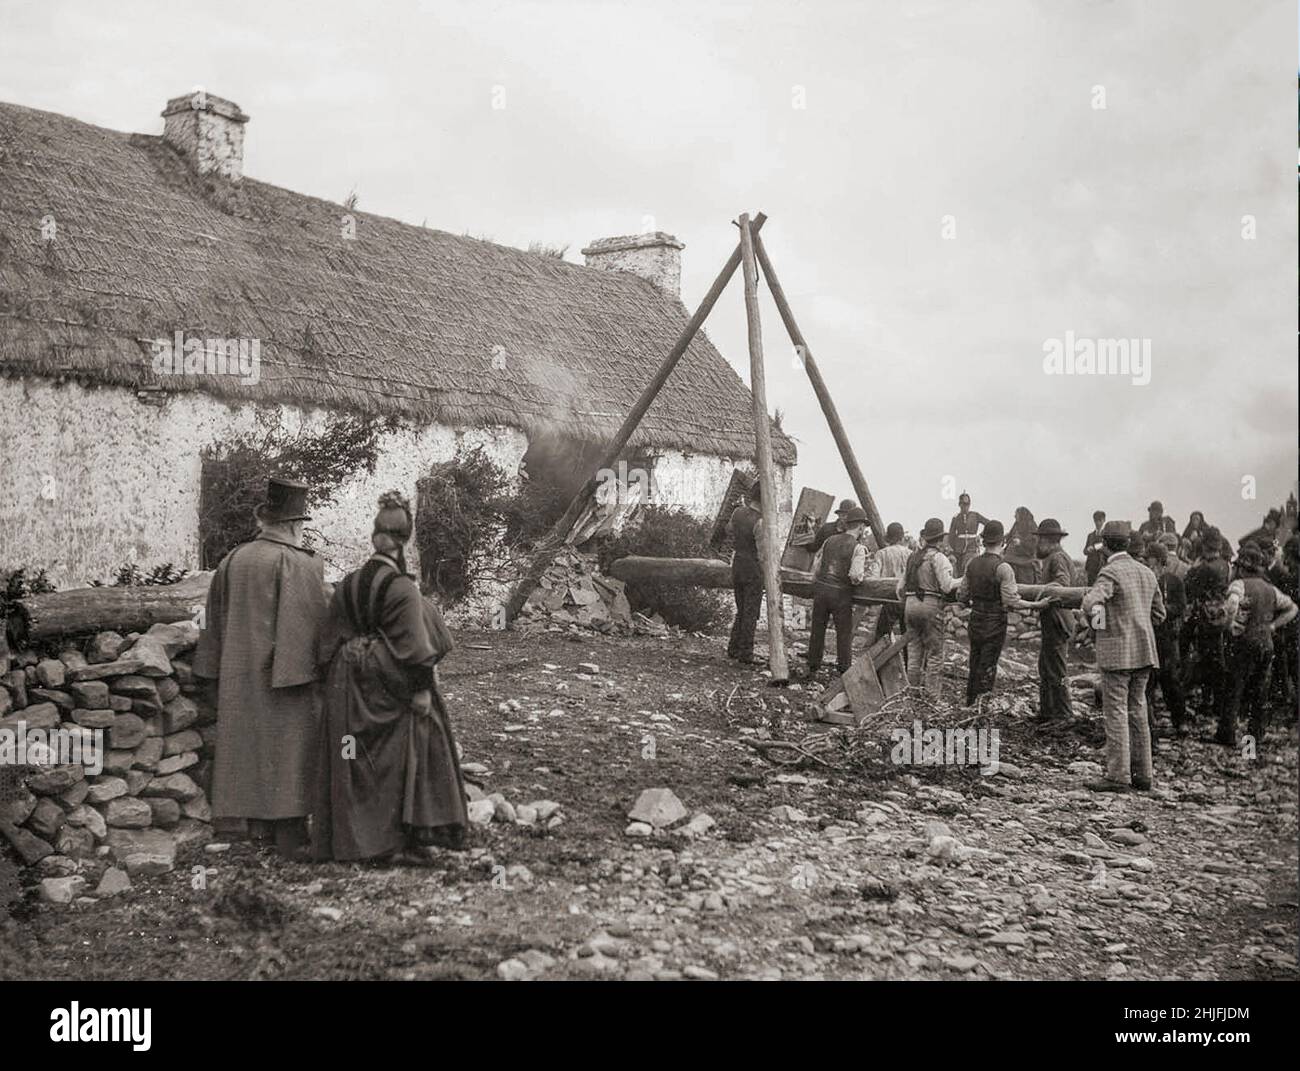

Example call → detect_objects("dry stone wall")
0 620 213 904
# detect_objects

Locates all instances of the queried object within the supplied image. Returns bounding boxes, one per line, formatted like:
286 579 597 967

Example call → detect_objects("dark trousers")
1187 620 1229 727
728 579 764 660
1147 628 1187 730
966 610 1006 705
1272 623 1297 711
1037 610 1072 720
808 585 854 674
1224 640 1273 744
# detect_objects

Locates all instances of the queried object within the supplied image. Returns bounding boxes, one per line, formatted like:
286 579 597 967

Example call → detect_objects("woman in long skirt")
312 491 468 863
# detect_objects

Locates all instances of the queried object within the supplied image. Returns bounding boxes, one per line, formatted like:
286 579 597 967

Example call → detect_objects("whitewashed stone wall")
0 377 526 587
649 449 795 542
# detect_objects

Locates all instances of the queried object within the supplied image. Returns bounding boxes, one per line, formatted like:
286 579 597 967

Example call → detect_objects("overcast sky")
2 0 1295 548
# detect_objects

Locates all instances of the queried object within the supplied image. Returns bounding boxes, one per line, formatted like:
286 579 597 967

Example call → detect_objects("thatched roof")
0 100 795 464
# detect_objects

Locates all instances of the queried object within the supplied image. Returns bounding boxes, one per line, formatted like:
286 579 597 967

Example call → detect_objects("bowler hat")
920 517 945 543
1148 500 1163 512
885 521 904 542
1101 520 1132 542
842 506 869 526
255 476 311 524
981 520 1005 544
1031 517 1069 538
835 499 857 514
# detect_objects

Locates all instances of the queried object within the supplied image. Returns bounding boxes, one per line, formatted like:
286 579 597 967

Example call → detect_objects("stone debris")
517 549 635 633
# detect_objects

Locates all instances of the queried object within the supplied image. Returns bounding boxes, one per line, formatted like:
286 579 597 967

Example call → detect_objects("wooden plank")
738 212 788 683
781 487 834 571
707 469 754 550
877 652 909 698
840 656 886 715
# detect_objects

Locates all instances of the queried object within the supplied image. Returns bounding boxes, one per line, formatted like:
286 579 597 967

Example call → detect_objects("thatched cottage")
0 92 795 585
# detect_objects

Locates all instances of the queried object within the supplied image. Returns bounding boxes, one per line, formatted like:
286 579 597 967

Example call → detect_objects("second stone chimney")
581 232 684 296
162 90 249 181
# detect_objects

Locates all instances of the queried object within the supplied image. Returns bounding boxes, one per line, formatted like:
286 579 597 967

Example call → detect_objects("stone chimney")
161 90 249 181
581 232 684 296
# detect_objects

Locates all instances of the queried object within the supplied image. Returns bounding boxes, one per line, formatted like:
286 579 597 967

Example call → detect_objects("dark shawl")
311 556 466 861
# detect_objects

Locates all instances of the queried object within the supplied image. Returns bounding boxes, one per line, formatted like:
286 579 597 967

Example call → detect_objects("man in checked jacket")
1081 521 1166 792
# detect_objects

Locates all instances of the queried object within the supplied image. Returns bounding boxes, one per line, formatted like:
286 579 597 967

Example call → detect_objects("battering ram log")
608 556 1088 607
9 573 214 644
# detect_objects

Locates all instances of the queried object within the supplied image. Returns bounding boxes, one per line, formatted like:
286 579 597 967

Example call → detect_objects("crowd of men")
727 485 1299 793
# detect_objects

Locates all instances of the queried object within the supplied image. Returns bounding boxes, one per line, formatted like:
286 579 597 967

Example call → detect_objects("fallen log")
608 555 1088 607
10 572 213 644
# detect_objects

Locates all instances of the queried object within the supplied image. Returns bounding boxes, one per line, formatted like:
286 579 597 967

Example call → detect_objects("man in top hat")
898 518 962 695
947 492 988 578
726 480 766 665
805 506 870 677
1080 520 1165 791
1137 500 1176 548
811 498 859 554
867 521 911 645
1033 518 1076 722
956 520 1056 706
194 476 328 858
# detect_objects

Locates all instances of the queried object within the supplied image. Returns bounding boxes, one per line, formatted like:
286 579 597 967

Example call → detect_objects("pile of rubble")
0 622 214 904
517 547 667 635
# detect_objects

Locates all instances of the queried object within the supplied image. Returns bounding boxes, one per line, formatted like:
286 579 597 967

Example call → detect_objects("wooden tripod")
505 212 886 685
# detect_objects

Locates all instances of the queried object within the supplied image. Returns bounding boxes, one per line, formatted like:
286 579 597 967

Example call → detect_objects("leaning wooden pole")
751 233 886 542
738 213 788 683
504 213 768 621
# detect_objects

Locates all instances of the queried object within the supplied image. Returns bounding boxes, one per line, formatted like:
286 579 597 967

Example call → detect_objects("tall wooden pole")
504 213 768 620
738 213 789 683
751 233 886 542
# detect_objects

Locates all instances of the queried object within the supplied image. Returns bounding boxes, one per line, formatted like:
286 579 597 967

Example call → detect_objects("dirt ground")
1 624 1296 981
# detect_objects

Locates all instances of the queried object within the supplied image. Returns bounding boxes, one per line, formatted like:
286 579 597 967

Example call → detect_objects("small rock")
629 785 691 826
34 660 66 688
39 875 86 904
768 805 809 823
94 867 132 897
85 632 128 664
679 813 716 838
86 776 129 804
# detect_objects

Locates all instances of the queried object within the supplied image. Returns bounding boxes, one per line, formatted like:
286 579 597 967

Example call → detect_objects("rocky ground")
1 625 1296 981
